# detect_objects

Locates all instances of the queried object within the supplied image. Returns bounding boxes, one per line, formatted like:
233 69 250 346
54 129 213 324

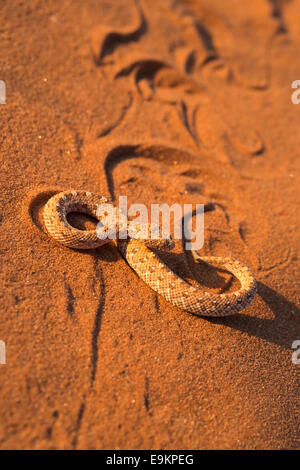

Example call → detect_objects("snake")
43 190 257 317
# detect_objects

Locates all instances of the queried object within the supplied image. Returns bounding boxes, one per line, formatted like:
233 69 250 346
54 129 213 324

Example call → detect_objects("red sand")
0 0 299 449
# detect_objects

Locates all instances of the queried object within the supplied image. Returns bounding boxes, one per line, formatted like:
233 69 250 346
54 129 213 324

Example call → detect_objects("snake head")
164 237 175 250
143 232 175 251
144 238 175 250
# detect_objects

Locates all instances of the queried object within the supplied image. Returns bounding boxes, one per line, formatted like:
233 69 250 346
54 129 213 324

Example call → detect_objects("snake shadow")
205 282 300 349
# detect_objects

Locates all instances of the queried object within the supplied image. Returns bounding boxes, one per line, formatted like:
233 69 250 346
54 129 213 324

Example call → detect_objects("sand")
0 0 299 450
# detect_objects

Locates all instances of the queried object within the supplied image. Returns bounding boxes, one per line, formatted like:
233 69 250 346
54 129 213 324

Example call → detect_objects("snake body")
43 190 257 317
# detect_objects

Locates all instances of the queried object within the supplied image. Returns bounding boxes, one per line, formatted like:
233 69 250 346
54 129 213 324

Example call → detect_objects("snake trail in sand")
43 190 257 317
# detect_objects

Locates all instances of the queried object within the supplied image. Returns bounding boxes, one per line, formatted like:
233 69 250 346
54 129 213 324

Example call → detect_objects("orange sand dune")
0 0 299 449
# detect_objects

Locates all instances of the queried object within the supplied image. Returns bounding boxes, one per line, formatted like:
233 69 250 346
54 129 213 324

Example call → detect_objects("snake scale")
43 190 257 316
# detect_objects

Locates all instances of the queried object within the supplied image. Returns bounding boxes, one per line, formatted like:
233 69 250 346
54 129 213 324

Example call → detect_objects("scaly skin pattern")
43 191 257 317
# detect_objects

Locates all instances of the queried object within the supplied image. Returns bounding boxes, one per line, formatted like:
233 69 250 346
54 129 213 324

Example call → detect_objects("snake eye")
166 238 175 250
